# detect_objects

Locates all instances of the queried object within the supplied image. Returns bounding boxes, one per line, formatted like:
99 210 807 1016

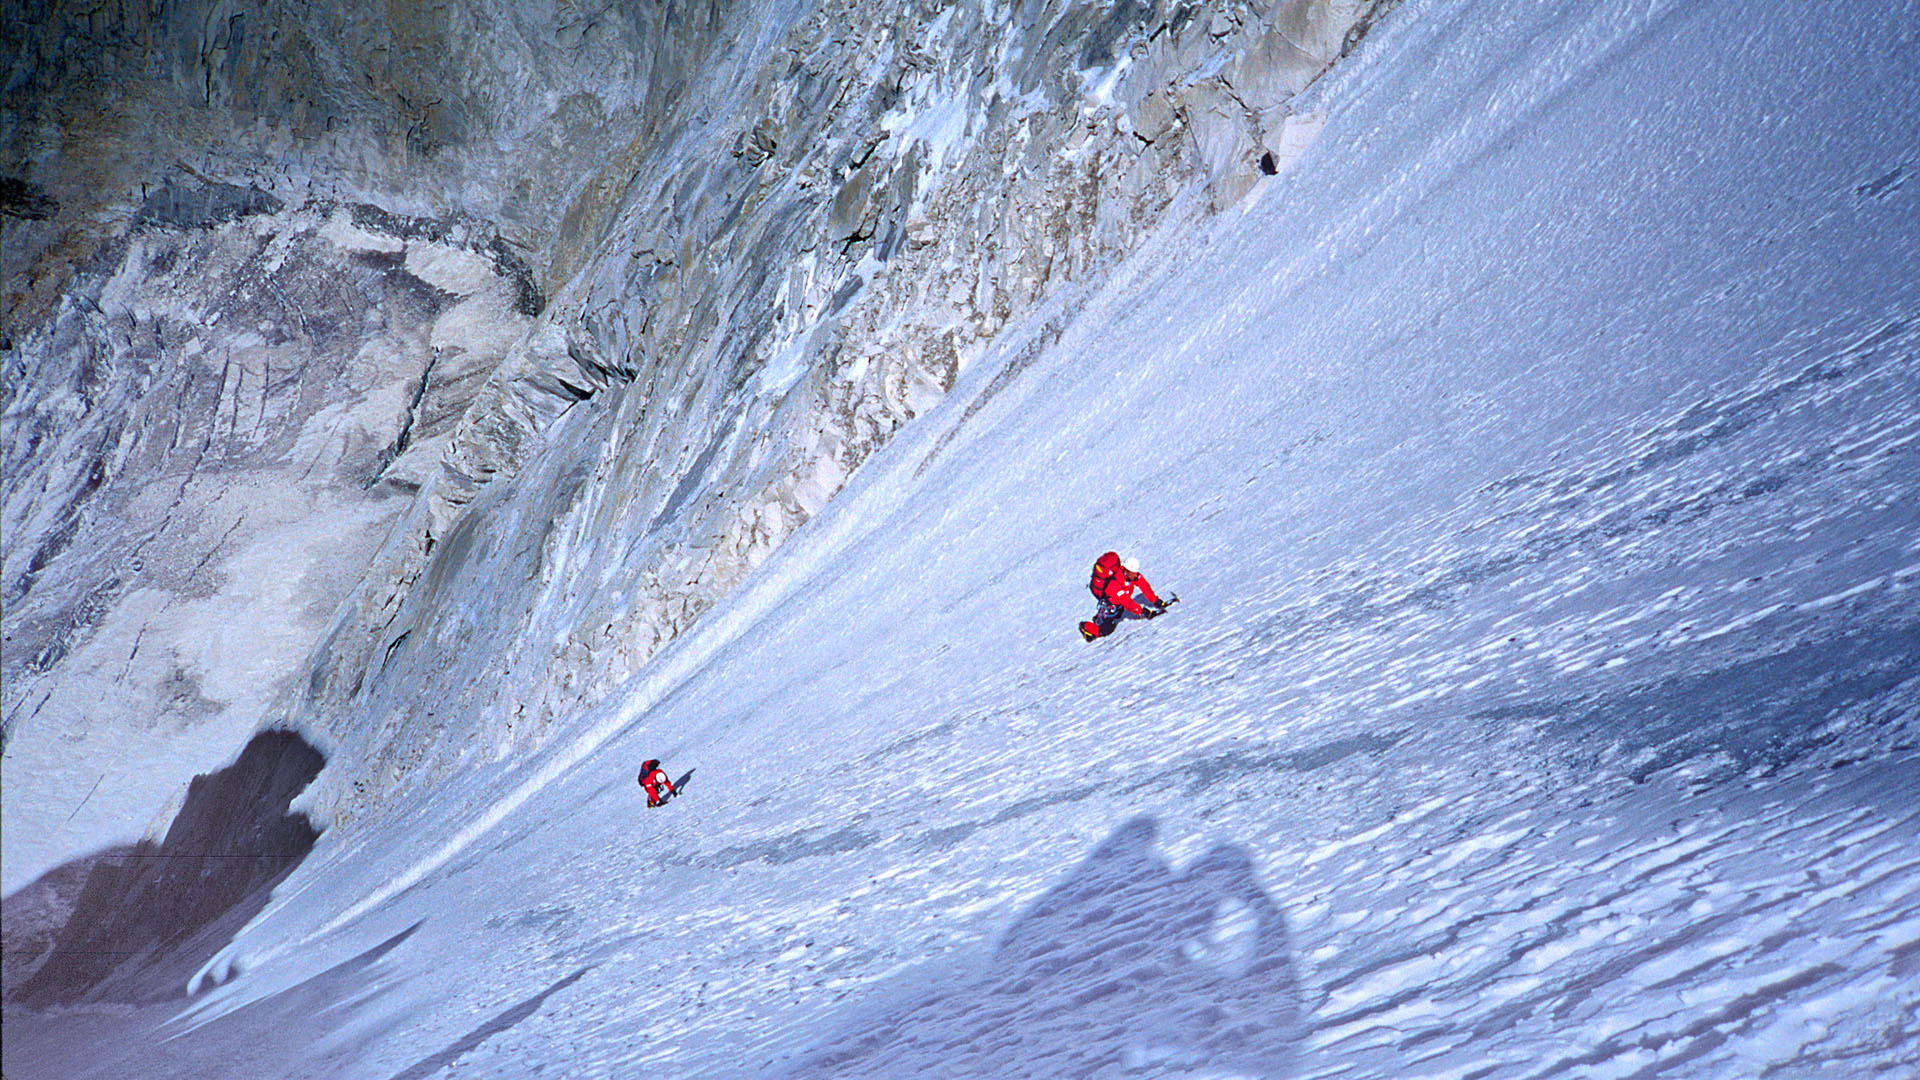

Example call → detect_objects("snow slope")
7 0 1918 1076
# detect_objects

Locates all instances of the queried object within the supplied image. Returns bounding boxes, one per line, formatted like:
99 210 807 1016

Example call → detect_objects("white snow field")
8 0 1919 1076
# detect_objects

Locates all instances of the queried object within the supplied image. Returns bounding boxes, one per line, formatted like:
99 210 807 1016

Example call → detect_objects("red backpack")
1088 551 1123 599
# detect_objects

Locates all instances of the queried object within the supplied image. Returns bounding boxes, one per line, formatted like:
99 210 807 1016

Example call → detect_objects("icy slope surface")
9 0 1919 1076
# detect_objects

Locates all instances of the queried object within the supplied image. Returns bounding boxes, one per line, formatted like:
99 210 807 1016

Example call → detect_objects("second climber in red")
1079 551 1166 641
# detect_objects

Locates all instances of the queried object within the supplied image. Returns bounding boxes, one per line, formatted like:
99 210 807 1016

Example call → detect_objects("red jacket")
1088 551 1160 614
640 762 675 803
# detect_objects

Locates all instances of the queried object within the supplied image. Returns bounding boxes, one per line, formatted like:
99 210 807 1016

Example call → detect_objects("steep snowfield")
8 0 1918 1076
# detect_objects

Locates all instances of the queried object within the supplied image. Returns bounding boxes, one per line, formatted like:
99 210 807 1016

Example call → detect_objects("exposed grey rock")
133 181 284 230
0 177 59 221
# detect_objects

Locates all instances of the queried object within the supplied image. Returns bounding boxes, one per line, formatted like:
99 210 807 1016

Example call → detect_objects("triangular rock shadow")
8 730 325 1007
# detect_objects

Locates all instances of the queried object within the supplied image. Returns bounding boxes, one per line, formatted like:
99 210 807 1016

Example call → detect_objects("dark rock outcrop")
9 730 325 1007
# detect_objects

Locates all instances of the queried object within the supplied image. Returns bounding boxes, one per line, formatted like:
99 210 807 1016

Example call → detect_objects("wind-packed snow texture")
8 0 1919 1076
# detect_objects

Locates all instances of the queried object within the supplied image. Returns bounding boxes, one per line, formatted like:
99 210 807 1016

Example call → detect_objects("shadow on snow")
772 816 1301 1079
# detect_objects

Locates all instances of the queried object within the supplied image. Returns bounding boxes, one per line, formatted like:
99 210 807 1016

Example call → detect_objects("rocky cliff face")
2 0 741 328
1 187 536 890
4 0 1392 886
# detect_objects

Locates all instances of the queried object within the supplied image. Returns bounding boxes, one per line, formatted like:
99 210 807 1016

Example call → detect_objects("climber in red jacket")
639 759 677 807
1079 551 1166 641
